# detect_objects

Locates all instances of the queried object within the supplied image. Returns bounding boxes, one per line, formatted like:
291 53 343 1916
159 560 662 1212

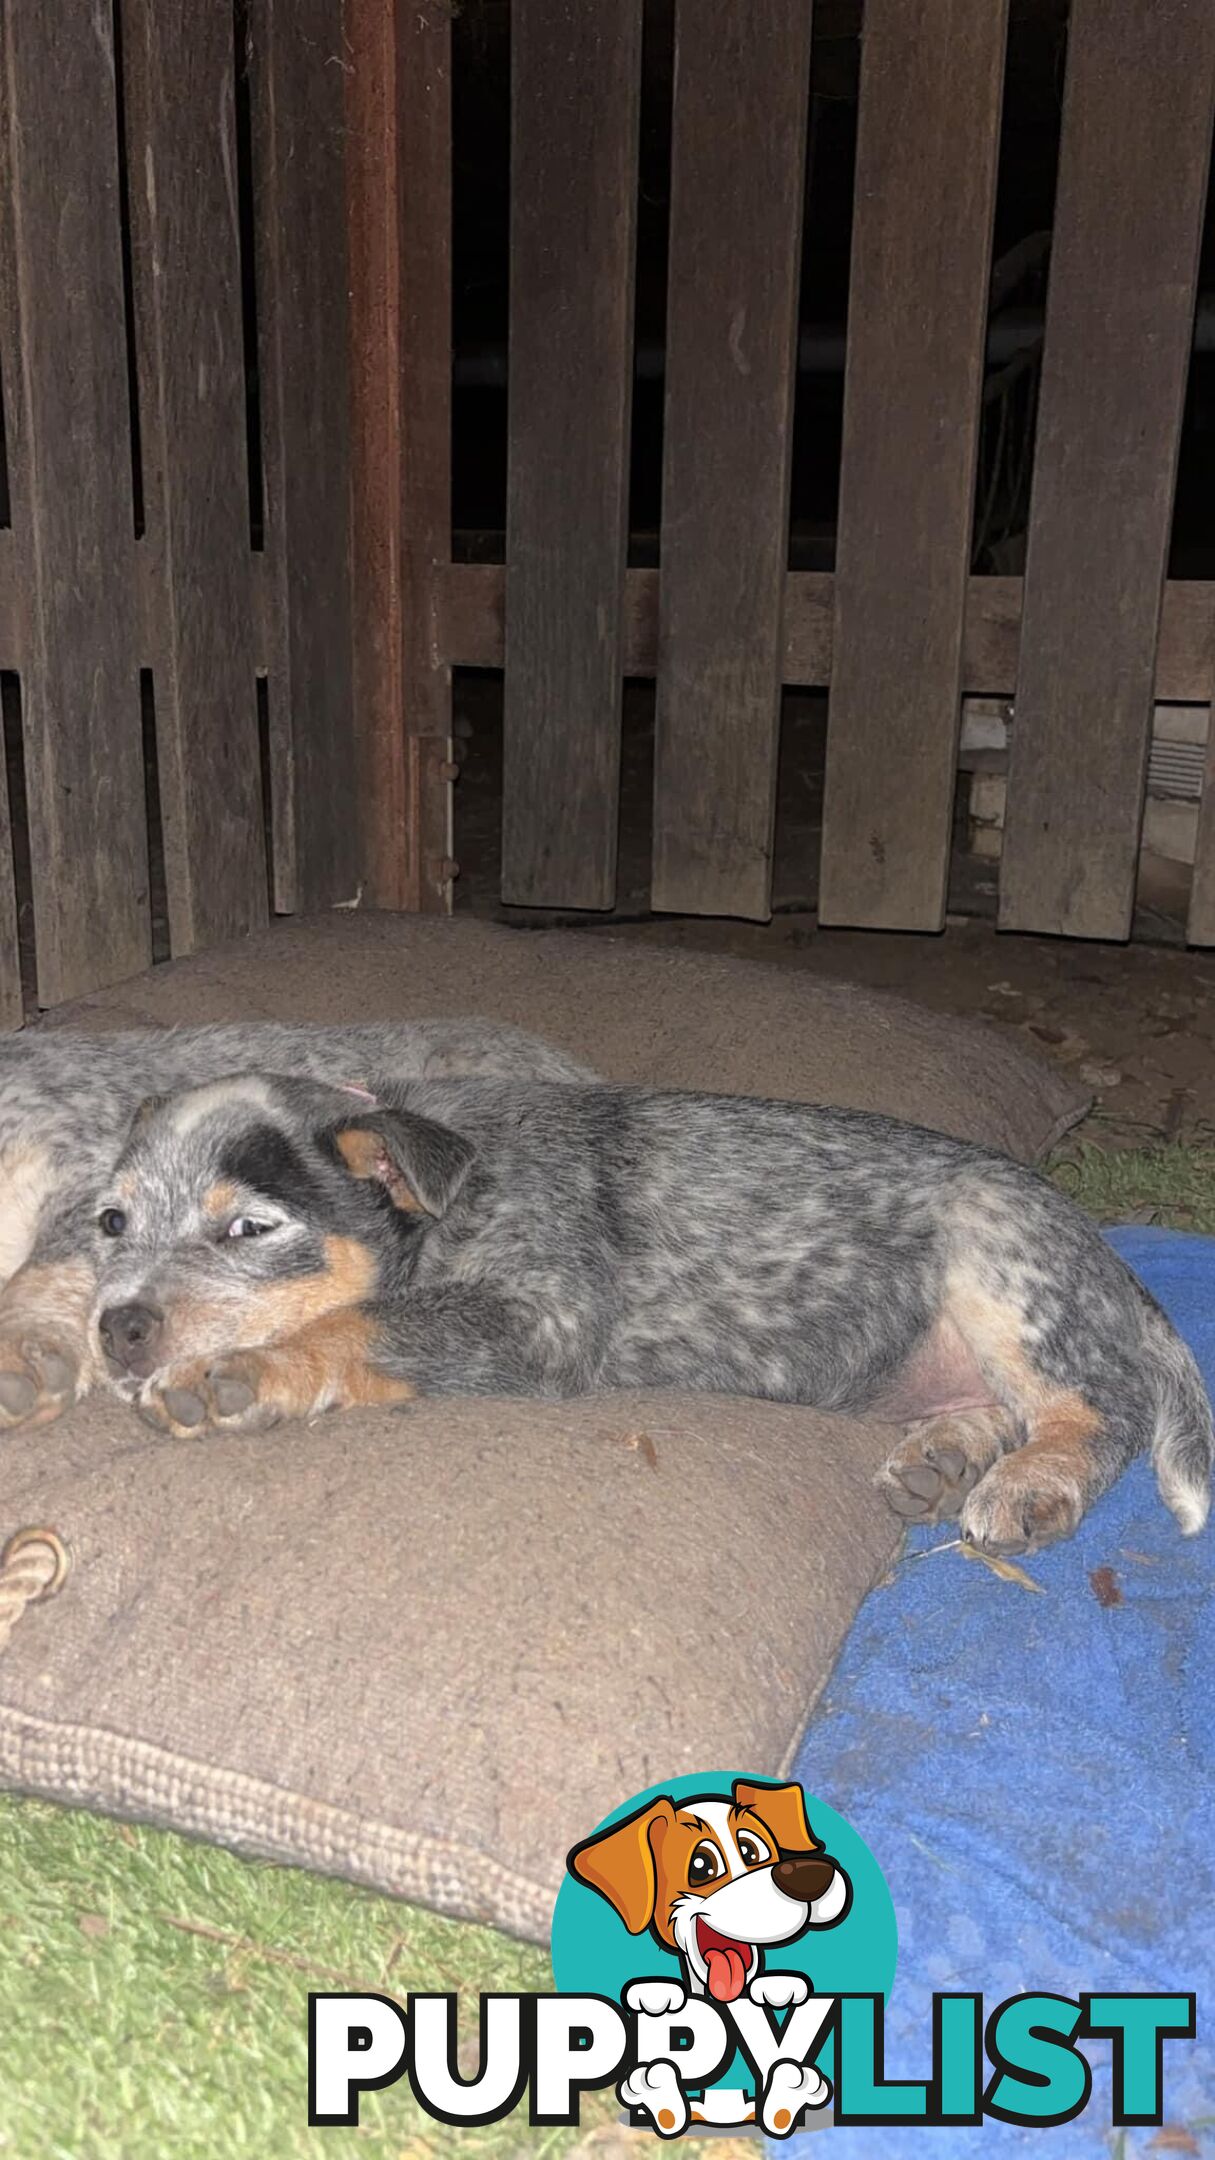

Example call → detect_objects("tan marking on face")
147 1235 380 1366
202 1181 239 1221
335 1128 425 1212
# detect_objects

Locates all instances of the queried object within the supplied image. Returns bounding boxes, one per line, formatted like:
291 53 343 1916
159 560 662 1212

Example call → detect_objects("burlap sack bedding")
0 915 1087 1942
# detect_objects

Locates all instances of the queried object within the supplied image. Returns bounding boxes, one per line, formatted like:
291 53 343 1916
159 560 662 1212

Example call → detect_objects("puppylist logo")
307 1772 1196 2138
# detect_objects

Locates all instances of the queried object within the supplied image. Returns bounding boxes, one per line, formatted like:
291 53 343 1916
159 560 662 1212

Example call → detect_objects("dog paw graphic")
136 1351 286 1438
624 1979 687 2017
619 2060 688 2137
762 2057 830 2136
748 1971 810 2009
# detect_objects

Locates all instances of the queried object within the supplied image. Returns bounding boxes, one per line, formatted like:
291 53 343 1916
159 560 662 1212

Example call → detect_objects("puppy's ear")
732 1779 819 1855
567 1798 677 1934
331 1109 474 1219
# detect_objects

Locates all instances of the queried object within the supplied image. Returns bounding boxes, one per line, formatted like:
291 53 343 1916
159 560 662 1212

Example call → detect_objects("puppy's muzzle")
99 1300 164 1378
774 1853 837 1904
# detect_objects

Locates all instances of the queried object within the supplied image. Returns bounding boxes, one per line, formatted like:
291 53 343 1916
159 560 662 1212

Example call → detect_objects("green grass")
1050 1137 1215 1232
0 1794 617 2160
4 1138 1215 2158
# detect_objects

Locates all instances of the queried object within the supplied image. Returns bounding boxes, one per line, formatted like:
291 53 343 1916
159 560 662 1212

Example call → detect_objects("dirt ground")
611 910 1215 1154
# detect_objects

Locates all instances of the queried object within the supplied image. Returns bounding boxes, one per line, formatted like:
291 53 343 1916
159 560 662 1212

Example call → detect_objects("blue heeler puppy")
83 1072 1212 1556
0 1021 590 1432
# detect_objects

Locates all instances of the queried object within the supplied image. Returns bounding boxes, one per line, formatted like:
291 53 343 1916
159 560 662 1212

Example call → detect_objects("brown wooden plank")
818 0 1008 930
1185 626 1215 946
999 0 1215 940
346 0 453 912
0 532 20 671
253 0 358 913
501 0 642 909
123 0 266 955
0 0 150 1005
437 564 1215 715
650 0 811 920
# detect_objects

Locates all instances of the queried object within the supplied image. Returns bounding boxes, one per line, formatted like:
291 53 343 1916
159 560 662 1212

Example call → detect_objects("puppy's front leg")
135 1306 415 1438
0 1204 102 1430
135 1285 571 1438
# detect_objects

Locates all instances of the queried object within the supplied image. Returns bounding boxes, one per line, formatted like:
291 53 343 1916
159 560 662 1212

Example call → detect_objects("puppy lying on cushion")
0 1022 589 1431
74 1072 1212 1558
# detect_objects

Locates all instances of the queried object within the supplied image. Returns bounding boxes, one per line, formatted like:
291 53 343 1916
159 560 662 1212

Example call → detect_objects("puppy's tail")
1144 1298 1212 1536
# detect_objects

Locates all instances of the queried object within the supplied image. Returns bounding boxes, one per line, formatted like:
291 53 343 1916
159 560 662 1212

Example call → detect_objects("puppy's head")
568 1780 850 2003
90 1074 474 1386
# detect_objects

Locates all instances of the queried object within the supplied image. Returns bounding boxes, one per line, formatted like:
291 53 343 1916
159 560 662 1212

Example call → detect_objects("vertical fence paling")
1 0 150 1007
650 0 811 923
346 0 453 914
818 0 1008 933
253 0 358 915
501 0 642 911
0 0 367 1025
123 0 267 956
999 0 1215 942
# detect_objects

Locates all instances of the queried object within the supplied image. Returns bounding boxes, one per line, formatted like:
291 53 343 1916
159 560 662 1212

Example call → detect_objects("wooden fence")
0 0 361 1024
378 0 1215 945
2 0 1214 1038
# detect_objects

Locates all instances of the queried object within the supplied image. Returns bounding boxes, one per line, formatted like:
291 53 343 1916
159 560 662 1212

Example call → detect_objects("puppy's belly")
866 1315 996 1424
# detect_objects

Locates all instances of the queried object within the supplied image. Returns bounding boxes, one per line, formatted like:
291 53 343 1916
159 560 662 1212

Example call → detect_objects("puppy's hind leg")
879 1406 1018 1524
943 1270 1155 1554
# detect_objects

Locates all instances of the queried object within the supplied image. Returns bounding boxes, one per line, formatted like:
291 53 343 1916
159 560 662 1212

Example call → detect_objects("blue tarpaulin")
780 1228 1215 2156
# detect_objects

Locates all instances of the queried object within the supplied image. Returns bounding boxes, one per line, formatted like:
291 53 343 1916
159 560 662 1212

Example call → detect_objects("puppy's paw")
749 1972 809 2009
0 1326 82 1431
624 1979 686 2017
955 1434 1089 1555
762 2058 830 2136
961 1448 1084 1555
135 1351 288 1439
878 1409 1013 1524
619 2060 687 2138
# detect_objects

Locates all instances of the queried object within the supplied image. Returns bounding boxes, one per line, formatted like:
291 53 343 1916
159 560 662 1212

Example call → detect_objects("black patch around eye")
218 1125 322 1216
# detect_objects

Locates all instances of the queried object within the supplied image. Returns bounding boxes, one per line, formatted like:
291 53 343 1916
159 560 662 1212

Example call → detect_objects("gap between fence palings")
345 0 454 916
999 0 1215 943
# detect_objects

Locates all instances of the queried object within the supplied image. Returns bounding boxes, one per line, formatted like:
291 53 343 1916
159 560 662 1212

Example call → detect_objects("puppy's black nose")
774 1853 837 1905
99 1301 163 1372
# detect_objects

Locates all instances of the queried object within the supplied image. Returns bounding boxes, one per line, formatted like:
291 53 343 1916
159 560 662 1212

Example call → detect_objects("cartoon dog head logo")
568 1777 852 2004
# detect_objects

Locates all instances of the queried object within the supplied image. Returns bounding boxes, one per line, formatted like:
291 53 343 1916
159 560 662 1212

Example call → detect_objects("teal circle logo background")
551 1770 897 2084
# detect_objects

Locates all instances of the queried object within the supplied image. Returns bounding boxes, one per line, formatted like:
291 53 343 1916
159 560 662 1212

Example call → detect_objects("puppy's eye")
737 1833 771 1868
98 1207 127 1238
225 1216 275 1241
688 1841 724 1886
